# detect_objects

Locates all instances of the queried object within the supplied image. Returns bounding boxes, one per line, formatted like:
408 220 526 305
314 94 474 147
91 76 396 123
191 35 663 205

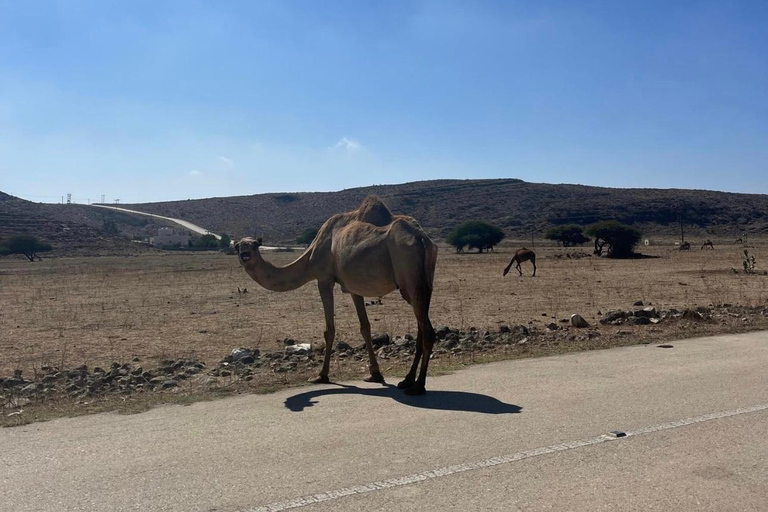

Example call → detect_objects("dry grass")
1 240 767 377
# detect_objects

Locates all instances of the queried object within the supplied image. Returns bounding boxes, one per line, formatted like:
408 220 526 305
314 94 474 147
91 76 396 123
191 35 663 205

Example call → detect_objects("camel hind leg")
352 294 384 383
530 254 536 277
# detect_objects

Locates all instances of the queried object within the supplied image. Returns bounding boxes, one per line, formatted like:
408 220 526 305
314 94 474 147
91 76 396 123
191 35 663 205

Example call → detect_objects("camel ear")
234 241 240 251
256 237 263 246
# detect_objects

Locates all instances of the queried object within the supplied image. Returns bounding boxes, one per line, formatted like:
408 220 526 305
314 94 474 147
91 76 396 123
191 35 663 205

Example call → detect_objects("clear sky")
1 1 766 203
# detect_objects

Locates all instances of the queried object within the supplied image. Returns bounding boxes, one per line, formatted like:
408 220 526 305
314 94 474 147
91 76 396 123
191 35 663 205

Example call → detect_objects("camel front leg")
311 281 335 384
352 294 385 383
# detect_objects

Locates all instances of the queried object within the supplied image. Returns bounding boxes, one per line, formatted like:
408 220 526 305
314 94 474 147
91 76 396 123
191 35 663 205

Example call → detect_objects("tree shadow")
284 384 522 415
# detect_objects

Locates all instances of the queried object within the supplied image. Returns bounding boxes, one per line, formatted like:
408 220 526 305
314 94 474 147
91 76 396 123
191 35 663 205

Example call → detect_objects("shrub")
586 221 642 258
447 221 505 253
0 235 52 261
545 225 590 247
296 227 319 245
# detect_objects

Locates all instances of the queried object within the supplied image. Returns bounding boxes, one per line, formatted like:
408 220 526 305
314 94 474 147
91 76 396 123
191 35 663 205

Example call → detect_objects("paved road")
2 331 768 511
89 204 221 240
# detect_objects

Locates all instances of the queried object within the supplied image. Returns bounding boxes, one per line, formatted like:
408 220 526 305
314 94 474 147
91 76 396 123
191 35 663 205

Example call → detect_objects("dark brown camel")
503 248 536 277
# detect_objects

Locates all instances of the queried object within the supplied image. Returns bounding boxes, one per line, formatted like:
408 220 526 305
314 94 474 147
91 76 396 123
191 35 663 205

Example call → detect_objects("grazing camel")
235 196 438 395
503 248 536 277
701 240 714 250
679 242 691 251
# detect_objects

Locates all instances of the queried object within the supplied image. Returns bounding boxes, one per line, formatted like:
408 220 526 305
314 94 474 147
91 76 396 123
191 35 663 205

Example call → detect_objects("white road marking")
242 402 768 512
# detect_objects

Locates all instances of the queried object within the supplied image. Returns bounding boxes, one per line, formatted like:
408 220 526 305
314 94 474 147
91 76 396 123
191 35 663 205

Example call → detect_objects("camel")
503 248 536 277
679 242 691 251
701 240 714 250
234 196 438 395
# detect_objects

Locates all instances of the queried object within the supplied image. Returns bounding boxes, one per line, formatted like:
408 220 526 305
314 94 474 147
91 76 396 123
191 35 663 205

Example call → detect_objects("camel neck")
244 247 314 292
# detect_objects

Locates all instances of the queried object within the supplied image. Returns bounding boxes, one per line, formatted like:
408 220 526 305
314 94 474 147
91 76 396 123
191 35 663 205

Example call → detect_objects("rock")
627 316 651 325
600 310 628 324
634 307 659 318
517 337 528 345
499 325 511 334
546 323 561 331
681 309 704 321
511 325 530 337
336 341 353 352
223 348 259 364
161 380 178 389
570 314 590 328
633 300 644 306
649 318 661 324
285 343 312 356
21 383 39 395
435 326 452 339
371 333 391 348
283 338 296 346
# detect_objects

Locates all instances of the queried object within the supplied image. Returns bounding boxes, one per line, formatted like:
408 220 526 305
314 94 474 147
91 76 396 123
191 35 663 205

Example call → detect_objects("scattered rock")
570 314 590 328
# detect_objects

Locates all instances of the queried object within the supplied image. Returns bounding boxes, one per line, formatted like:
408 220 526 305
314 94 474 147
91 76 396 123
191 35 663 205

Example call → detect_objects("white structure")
150 227 191 248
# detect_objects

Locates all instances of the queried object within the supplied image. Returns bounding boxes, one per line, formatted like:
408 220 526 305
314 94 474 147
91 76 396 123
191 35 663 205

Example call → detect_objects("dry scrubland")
1 240 767 377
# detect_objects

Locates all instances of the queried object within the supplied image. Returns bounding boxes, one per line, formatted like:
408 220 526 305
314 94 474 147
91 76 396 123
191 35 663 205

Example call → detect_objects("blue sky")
1 1 766 203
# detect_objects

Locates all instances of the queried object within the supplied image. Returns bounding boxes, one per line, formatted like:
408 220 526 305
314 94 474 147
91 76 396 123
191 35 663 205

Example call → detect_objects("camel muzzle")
240 251 252 262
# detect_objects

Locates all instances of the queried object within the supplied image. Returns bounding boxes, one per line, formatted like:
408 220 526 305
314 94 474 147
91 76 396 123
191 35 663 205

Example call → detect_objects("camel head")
234 237 263 265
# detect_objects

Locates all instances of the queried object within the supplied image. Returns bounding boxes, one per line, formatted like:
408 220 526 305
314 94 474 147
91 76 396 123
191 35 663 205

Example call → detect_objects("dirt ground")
1 239 766 377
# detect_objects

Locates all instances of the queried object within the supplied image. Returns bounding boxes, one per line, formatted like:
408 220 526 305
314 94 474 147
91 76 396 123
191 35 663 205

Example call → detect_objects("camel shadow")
284 383 522 415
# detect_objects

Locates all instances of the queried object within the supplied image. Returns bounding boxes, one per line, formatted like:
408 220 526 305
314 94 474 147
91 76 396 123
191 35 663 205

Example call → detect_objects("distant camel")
235 196 438 395
701 240 714 250
503 248 536 277
679 242 691 251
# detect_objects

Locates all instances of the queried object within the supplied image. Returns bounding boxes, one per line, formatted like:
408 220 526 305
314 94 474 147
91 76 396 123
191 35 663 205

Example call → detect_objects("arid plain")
2 239 766 378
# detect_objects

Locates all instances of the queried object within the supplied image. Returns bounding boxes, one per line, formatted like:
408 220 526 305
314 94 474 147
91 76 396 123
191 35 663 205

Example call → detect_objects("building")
150 227 191 248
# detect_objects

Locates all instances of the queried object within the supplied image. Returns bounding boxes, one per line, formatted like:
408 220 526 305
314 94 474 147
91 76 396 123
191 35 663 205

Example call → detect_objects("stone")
570 314 590 328
285 343 312 356
435 326 452 340
371 333 391 348
681 309 704 321
546 323 561 331
627 316 650 325
336 341 353 352
600 310 628 324
499 325 511 334
161 380 178 389
633 300 644 306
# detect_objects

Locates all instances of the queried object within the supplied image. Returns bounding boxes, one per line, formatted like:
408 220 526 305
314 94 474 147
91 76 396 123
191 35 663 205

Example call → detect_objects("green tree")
193 234 219 249
447 221 505 253
545 225 591 247
218 233 232 250
296 227 319 245
586 221 642 258
0 235 52 261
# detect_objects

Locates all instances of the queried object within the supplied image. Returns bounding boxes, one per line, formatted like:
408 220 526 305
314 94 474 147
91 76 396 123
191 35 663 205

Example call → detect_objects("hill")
122 179 768 243
0 193 160 257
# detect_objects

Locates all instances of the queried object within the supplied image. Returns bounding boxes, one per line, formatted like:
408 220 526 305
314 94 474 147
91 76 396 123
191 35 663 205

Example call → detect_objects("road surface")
2 331 768 511
90 204 221 240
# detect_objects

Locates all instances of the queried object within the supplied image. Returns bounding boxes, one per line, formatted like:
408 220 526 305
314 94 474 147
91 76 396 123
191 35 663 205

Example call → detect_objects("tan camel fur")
235 196 438 395
503 248 536 277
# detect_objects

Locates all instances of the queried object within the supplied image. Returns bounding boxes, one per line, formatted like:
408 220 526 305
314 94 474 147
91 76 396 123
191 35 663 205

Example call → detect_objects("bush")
296 227 319 245
218 234 232 250
586 221 642 258
193 234 219 249
545 225 590 247
447 221 505 253
0 235 52 261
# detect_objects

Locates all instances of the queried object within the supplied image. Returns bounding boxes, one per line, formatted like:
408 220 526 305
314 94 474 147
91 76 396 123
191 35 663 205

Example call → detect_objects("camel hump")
356 195 393 226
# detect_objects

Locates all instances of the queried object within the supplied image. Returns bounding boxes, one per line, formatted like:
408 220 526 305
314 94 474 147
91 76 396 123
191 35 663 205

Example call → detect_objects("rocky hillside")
122 179 768 243
0 193 160 257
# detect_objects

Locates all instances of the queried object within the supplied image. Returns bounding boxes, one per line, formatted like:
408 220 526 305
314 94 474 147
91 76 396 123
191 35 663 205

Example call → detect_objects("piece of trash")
609 430 627 438
657 344 674 349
